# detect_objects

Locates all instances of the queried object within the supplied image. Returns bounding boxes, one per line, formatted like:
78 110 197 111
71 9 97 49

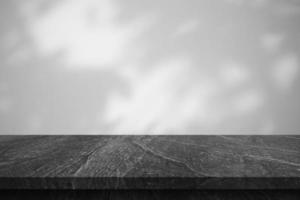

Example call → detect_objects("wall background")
0 0 299 134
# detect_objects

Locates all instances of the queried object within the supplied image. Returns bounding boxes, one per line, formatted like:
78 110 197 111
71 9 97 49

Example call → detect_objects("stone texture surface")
0 135 299 189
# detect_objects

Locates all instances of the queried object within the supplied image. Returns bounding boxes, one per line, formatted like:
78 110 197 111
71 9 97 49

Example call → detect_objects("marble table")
0 135 299 189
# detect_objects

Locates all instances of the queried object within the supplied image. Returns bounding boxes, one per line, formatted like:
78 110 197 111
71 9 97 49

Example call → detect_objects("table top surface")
0 135 299 189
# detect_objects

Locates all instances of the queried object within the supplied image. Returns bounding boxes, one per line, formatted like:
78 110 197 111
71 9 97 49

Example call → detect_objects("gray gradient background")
0 0 299 135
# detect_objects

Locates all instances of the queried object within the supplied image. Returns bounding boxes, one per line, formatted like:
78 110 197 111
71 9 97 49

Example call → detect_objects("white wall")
0 0 299 134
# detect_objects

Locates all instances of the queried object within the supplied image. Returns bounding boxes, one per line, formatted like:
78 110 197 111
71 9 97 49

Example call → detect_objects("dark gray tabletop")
0 135 299 189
